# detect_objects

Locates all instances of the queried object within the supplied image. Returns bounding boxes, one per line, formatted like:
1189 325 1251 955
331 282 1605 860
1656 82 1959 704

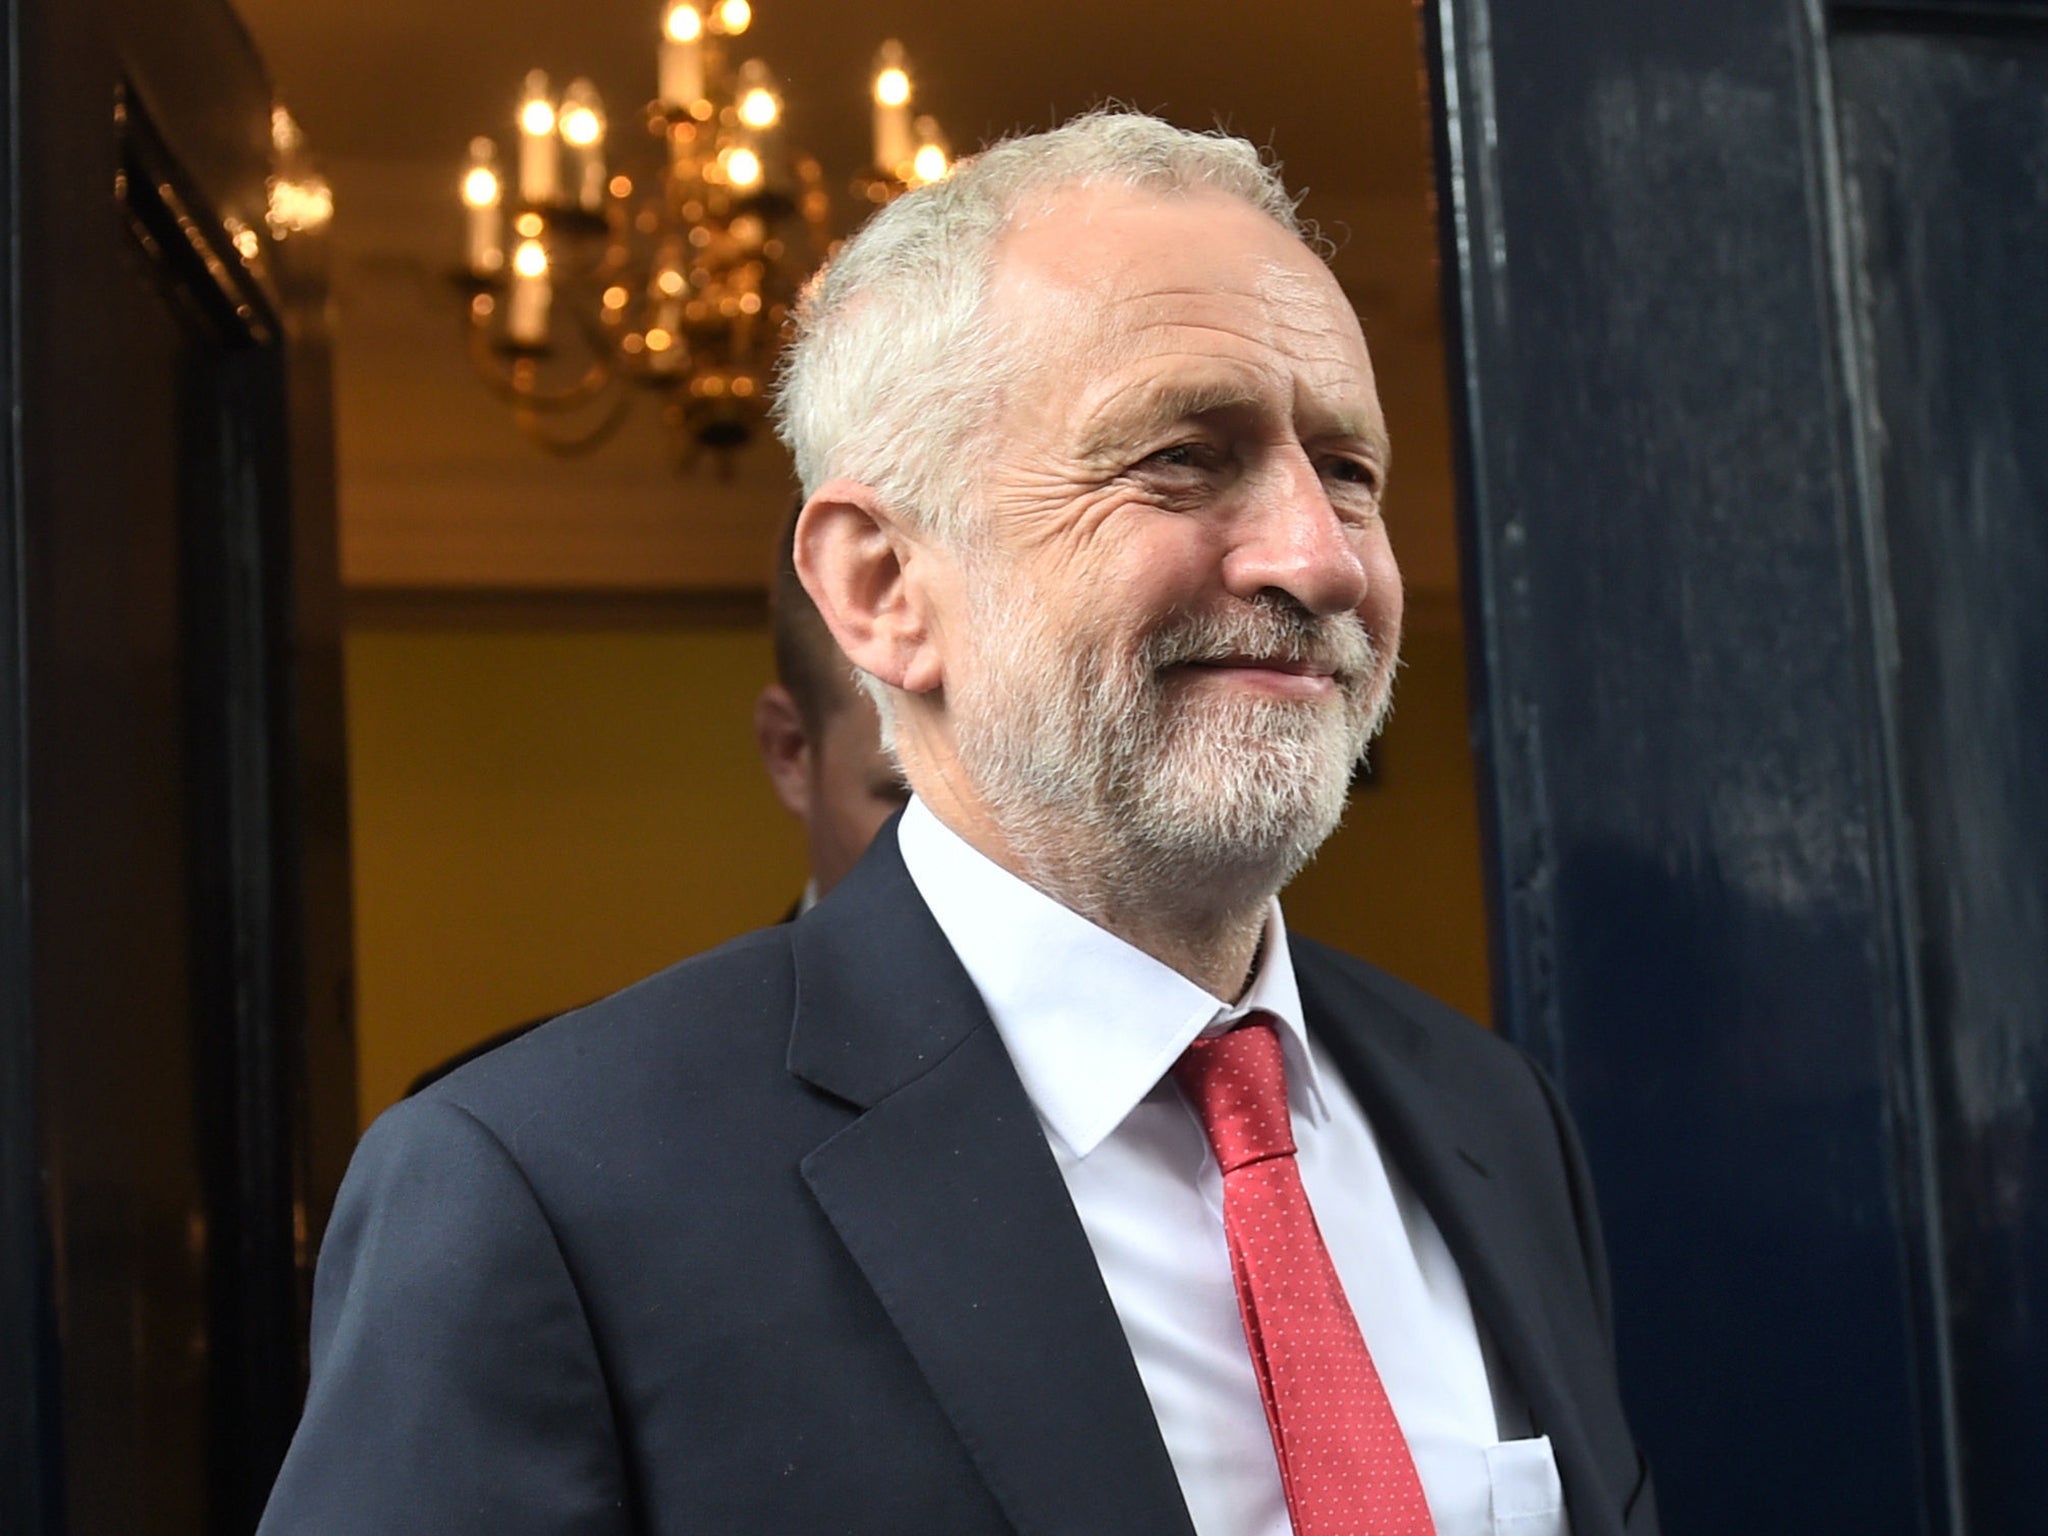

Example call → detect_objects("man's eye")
1324 457 1382 493
1141 442 1215 472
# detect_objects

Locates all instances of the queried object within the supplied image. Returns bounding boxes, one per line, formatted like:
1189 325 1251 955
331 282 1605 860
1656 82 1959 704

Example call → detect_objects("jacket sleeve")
259 1096 636 1535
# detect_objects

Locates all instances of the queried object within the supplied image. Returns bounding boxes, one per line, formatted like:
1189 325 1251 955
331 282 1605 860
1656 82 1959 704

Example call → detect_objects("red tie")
1173 1016 1436 1536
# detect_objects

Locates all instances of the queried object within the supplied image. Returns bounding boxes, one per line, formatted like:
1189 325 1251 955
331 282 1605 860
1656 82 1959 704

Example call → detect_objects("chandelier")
457 1 951 469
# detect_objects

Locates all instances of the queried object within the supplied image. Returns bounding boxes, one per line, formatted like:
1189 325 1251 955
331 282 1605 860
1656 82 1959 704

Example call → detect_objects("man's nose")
1219 454 1371 617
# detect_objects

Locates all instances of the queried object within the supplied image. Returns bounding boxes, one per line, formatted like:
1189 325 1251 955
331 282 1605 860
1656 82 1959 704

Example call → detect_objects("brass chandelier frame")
459 3 947 471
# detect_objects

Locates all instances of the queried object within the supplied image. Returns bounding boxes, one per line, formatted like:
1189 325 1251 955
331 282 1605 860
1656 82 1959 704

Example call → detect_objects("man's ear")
794 481 944 695
751 683 813 823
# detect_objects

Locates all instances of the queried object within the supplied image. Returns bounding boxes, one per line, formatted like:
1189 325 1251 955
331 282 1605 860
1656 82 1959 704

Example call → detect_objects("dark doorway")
1428 0 2048 1530
0 2 355 1533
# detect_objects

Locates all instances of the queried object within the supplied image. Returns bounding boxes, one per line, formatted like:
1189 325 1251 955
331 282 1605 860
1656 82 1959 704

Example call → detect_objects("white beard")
950 573 1394 904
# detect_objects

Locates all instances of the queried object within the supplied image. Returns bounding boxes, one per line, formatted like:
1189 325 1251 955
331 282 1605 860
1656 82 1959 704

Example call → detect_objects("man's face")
917 186 1402 893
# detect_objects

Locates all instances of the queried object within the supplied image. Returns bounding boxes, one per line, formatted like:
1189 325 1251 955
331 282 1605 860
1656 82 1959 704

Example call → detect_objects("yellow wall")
344 625 806 1124
344 618 1491 1129
1285 621 1493 1027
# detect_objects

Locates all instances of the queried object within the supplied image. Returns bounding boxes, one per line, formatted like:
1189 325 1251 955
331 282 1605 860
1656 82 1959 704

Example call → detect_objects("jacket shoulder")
412 923 800 1134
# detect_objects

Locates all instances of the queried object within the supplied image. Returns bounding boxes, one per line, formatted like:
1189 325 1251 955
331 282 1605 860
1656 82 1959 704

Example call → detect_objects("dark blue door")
1426 2 2048 1530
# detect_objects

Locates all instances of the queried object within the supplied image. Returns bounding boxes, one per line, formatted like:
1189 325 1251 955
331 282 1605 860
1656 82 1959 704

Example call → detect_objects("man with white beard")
260 112 1657 1536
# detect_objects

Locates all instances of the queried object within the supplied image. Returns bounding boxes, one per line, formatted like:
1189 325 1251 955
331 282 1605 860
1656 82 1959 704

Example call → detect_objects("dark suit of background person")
262 112 1656 1536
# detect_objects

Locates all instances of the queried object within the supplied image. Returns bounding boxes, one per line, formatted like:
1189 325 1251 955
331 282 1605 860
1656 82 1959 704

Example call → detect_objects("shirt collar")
895 796 1326 1158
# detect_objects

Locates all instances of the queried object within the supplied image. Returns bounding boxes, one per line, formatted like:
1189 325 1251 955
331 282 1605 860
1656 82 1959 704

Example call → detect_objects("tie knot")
1171 1015 1296 1173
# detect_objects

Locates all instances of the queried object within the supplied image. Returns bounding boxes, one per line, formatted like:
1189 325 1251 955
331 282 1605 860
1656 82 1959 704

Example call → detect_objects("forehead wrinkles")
1255 257 1338 316
1255 259 1373 377
1096 254 1358 361
988 212 1366 440
1109 251 1304 327
1087 270 1369 422
1062 308 1364 459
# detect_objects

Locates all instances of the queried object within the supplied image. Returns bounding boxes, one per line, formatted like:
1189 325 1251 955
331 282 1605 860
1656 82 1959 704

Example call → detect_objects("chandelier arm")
512 388 639 458
466 313 619 412
569 295 643 383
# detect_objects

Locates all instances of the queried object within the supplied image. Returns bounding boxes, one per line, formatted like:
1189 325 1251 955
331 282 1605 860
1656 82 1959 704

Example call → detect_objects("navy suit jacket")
261 825 1657 1534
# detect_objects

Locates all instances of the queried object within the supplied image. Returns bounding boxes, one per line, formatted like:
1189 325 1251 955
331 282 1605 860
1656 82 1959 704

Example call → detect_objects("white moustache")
1142 608 1378 685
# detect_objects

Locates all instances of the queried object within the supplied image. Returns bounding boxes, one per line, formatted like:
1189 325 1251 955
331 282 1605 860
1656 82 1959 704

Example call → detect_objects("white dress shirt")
897 797 1567 1536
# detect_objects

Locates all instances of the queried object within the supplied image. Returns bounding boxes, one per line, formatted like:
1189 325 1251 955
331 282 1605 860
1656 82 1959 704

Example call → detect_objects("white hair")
771 109 1305 545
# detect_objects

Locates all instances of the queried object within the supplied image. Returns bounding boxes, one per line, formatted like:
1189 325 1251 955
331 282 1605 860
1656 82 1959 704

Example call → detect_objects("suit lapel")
1297 958 1619 1536
789 830 1195 1536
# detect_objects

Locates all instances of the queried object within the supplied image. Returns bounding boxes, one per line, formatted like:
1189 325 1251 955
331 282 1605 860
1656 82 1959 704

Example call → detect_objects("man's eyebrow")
1078 378 1393 470
1077 379 1269 459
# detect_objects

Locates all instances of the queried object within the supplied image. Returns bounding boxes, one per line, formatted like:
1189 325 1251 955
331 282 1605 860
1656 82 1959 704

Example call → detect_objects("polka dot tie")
1173 1015 1436 1536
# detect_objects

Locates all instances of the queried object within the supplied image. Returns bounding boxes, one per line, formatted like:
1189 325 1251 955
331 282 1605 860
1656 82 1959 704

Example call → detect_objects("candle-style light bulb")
560 95 602 147
665 0 703 41
517 70 560 205
910 116 951 186
725 146 763 189
730 59 784 190
660 3 705 107
716 0 751 34
462 136 504 275
738 83 779 130
508 237 551 346
872 41 915 178
558 78 608 211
